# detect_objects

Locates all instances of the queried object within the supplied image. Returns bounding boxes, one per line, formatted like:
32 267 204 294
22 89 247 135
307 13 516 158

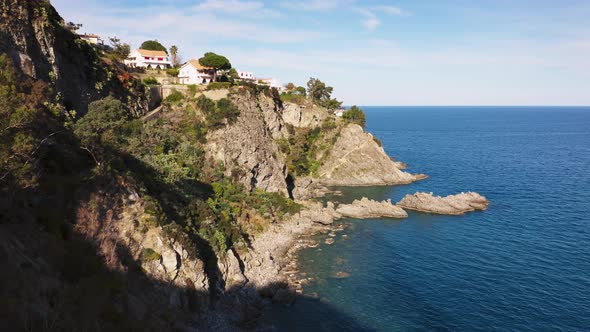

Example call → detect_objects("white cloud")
280 0 354 11
376 5 405 16
358 9 380 31
192 0 284 18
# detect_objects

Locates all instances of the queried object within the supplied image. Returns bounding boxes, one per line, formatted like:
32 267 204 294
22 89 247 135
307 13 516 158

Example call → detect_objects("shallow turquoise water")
272 107 590 331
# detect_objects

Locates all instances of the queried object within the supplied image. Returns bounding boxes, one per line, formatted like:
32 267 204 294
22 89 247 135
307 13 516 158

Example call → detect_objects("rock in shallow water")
396 192 489 215
336 197 408 219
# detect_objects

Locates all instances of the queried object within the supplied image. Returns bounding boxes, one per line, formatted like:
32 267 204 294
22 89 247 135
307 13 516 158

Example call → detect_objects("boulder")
397 192 489 215
336 197 408 219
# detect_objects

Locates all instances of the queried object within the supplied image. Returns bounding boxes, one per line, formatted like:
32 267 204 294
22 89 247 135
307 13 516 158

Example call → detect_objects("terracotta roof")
187 59 214 70
136 49 168 57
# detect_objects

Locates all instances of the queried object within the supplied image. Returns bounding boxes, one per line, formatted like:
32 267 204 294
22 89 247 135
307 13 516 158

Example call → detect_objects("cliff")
0 0 148 114
316 124 426 186
204 89 289 195
0 2 440 330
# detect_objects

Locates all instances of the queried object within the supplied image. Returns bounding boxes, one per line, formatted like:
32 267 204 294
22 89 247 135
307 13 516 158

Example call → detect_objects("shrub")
187 84 198 96
280 92 306 105
166 68 179 77
207 82 232 90
164 89 184 104
342 105 366 128
216 98 240 125
143 77 159 85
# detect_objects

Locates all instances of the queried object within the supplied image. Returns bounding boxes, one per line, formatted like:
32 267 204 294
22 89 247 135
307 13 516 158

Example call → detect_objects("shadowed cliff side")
0 0 148 115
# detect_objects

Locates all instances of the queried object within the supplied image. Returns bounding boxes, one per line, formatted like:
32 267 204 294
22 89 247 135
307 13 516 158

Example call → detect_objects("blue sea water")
271 107 590 331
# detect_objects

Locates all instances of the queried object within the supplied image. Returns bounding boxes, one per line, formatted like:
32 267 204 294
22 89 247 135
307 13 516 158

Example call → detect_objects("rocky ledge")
397 192 489 215
336 198 408 219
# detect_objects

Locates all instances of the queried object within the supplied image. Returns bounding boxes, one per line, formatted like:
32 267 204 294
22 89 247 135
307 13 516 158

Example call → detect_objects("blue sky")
51 0 590 105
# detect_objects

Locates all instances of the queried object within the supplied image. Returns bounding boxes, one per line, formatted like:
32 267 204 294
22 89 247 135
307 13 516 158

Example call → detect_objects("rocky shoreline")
239 190 490 314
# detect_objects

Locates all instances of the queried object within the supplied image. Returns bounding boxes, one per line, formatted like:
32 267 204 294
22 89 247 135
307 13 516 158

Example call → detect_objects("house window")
144 57 149 60
158 57 163 61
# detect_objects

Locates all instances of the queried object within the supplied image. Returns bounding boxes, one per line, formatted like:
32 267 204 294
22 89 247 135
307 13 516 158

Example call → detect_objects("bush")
187 84 198 96
166 68 179 77
143 77 159 85
342 105 366 128
216 98 240 125
164 89 184 104
280 92 306 105
207 82 232 90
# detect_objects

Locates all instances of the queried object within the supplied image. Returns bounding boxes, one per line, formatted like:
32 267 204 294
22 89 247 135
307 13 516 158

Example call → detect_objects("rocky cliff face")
0 0 147 114
205 89 289 195
316 124 426 186
282 102 329 128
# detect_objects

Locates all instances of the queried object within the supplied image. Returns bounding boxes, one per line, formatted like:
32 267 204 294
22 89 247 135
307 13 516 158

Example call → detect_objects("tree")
228 68 239 81
169 45 179 65
73 97 130 166
198 52 232 82
141 40 167 54
342 106 366 128
295 86 307 96
109 37 130 60
285 82 296 91
306 78 341 109
66 21 83 32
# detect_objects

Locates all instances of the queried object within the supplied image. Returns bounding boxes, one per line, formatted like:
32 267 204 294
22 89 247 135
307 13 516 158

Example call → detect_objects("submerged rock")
397 192 489 215
336 197 408 219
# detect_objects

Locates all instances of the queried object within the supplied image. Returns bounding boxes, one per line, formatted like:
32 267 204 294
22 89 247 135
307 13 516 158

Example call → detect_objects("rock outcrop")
0 0 147 114
205 89 289 195
317 124 426 186
337 197 408 219
397 192 489 215
282 102 329 128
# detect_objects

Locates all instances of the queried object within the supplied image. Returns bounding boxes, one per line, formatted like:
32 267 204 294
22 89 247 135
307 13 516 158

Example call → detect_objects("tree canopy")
342 106 366 128
109 37 130 60
169 45 178 65
140 40 167 54
199 52 232 71
306 77 341 110
73 96 130 166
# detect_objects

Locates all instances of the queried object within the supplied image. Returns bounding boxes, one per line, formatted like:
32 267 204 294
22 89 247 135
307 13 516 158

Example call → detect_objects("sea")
270 106 590 331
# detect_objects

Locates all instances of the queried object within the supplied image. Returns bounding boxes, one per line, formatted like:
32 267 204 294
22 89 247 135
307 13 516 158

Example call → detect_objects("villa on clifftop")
178 59 215 84
124 49 172 69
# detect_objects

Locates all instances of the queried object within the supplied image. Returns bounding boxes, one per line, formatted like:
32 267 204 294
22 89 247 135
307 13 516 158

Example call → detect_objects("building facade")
178 59 215 85
124 49 172 69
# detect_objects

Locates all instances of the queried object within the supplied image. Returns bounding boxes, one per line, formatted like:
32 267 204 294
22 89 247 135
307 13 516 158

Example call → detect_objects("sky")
51 0 590 106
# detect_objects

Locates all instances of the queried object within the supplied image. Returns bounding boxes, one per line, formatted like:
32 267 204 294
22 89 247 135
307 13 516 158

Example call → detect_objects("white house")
124 49 172 69
335 109 346 117
237 71 255 82
178 59 215 85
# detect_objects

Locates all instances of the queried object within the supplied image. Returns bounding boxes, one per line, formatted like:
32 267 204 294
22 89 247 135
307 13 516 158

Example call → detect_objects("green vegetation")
140 40 167 54
169 45 179 65
342 105 366 128
142 77 159 85
207 82 232 90
73 97 130 166
198 52 232 81
166 67 179 77
164 89 184 104
307 77 342 110
108 37 130 61
196 95 240 129
0 54 45 188
277 117 343 177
